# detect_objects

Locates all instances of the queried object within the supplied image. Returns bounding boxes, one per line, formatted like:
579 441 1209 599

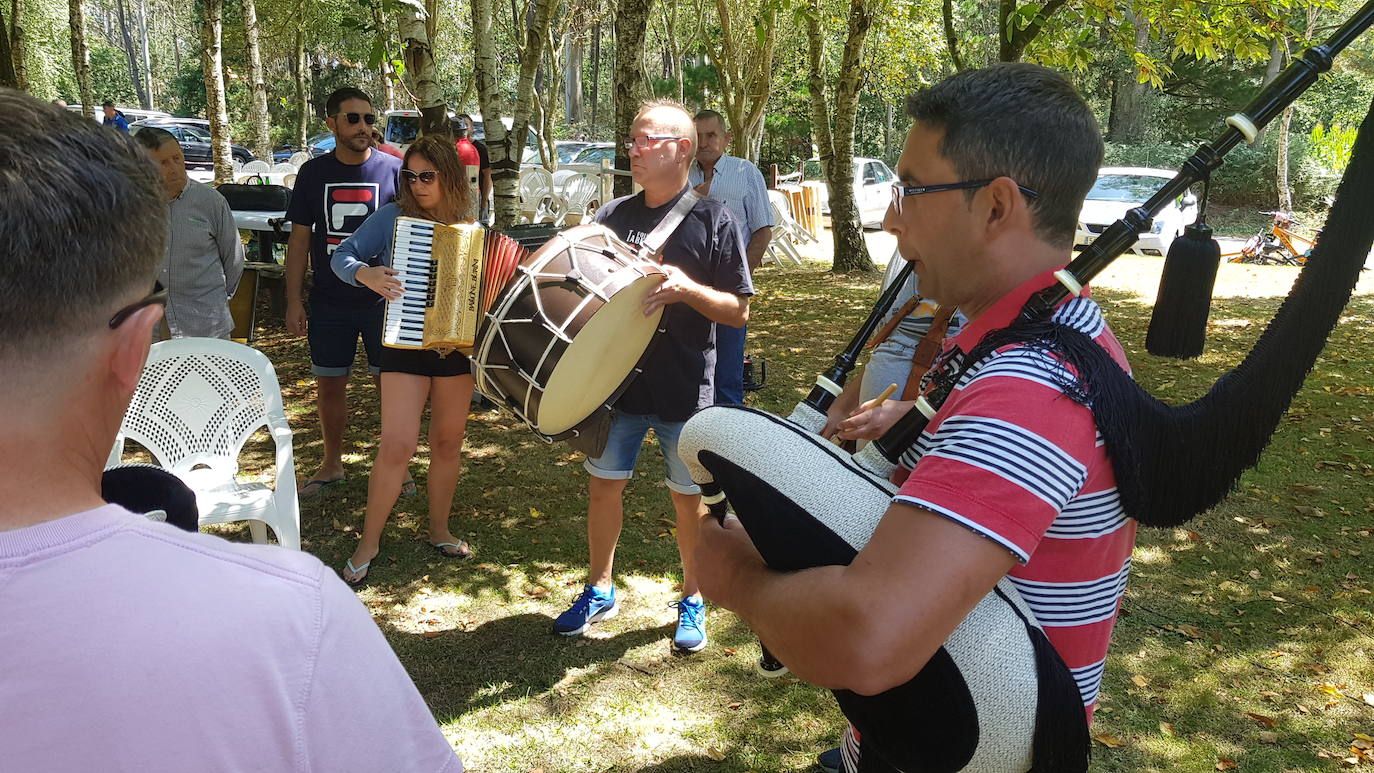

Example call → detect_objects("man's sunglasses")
109 281 168 329
332 112 377 125
401 169 439 184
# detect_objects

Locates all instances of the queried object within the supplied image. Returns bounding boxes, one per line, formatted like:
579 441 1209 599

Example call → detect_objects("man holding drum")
553 99 753 654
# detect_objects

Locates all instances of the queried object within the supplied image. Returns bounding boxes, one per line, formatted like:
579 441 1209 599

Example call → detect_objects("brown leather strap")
867 296 925 349
901 304 957 400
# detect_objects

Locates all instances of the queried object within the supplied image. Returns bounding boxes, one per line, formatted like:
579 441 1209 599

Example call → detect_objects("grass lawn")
225 253 1373 772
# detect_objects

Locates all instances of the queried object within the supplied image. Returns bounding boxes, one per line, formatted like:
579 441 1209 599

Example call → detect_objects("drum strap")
639 189 704 261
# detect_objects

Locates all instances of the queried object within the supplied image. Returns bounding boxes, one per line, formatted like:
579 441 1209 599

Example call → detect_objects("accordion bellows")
678 405 1086 772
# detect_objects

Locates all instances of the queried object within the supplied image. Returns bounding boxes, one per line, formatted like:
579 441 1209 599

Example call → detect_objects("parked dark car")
273 133 335 163
129 118 256 169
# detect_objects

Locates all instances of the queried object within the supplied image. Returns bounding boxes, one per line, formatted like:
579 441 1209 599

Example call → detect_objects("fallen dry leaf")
1258 731 1279 743
1159 722 1175 736
726 701 743 710
1246 712 1279 728
1216 757 1238 770
705 746 726 761
1132 674 1150 688
1093 733 1125 748
1363 694 1374 708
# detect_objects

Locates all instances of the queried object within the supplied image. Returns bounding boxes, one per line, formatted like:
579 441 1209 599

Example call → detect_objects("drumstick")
831 383 899 444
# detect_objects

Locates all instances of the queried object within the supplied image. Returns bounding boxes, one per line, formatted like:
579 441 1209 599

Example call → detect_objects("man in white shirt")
689 109 773 404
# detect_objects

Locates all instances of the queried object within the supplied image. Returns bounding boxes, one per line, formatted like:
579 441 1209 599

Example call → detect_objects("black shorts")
378 346 472 378
308 297 384 377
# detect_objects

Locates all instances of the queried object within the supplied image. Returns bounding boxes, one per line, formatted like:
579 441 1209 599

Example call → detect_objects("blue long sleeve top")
331 202 403 289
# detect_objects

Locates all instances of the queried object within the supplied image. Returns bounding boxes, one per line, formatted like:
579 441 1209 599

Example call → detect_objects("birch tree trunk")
371 0 396 110
612 0 653 197
10 0 26 91
293 24 308 148
805 0 876 273
201 0 233 183
563 32 582 122
506 0 560 226
399 0 447 135
136 0 152 106
115 0 148 108
471 0 510 218
242 0 271 159
69 0 93 116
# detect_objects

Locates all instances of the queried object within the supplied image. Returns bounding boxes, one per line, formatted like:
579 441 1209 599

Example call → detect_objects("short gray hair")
0 89 166 361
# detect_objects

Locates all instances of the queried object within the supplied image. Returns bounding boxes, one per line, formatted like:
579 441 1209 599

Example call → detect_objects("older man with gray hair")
133 126 245 339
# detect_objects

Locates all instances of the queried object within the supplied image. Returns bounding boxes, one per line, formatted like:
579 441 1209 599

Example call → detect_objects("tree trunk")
471 0 510 221
293 26 308 148
612 0 653 197
242 0 271 159
710 0 775 162
399 0 447 135
941 0 962 71
69 0 93 116
136 0 152 106
371 0 396 110
590 21 601 131
10 0 26 91
0 4 15 89
661 0 682 102
201 0 232 182
1276 103 1293 212
564 32 582 123
115 0 148 108
1106 10 1149 143
998 0 1071 62
500 0 560 226
171 10 181 73
805 0 875 273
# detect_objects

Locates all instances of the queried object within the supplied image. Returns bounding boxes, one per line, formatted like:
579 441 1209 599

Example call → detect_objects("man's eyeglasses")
401 169 439 184
622 135 684 151
109 282 168 329
890 179 1039 214
332 112 377 126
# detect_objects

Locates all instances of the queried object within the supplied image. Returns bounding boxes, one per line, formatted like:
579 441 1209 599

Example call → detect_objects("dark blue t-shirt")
594 186 754 421
286 149 401 306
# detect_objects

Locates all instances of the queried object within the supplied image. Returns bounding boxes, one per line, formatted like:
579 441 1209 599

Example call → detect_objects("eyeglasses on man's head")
108 281 168 329
622 135 685 152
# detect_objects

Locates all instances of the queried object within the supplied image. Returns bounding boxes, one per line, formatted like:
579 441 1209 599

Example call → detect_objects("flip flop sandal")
342 557 374 588
430 541 471 560
399 479 418 498
300 477 345 499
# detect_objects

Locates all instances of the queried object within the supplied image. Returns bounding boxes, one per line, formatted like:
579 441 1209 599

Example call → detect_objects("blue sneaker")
670 595 707 653
553 584 618 636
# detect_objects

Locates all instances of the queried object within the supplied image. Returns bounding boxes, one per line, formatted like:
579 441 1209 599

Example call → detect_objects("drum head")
536 272 665 434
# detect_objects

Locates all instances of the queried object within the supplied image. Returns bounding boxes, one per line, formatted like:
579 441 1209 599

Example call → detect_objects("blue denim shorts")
308 297 383 377
583 412 701 495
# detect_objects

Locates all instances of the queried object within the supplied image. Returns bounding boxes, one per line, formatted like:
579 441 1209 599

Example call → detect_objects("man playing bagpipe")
695 64 1130 771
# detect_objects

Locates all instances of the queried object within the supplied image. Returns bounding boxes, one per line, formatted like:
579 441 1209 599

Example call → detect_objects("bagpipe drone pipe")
678 5 1374 771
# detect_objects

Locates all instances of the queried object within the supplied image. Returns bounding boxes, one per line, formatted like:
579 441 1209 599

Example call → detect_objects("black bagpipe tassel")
1146 179 1221 358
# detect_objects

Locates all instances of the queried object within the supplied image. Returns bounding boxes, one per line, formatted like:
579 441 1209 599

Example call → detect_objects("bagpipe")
678 5 1374 771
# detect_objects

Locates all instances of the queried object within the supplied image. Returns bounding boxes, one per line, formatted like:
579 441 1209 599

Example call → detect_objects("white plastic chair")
107 338 300 550
270 162 297 175
283 173 297 189
770 188 818 246
231 158 244 174
288 152 311 167
518 166 564 223
241 160 271 175
559 173 601 225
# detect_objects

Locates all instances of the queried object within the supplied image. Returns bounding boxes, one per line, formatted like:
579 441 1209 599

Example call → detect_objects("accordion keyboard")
385 218 438 348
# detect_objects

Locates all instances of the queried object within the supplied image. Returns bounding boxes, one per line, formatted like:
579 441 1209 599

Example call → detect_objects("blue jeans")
583 412 700 495
713 322 746 405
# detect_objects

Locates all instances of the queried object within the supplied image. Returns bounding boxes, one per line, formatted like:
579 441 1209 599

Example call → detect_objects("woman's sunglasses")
332 112 377 125
401 169 439 184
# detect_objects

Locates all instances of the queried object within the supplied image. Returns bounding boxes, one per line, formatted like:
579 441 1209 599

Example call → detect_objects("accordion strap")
639 189 703 261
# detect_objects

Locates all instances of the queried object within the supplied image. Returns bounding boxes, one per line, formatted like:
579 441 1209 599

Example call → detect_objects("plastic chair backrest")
561 173 599 213
270 162 296 174
118 338 288 479
241 160 271 174
288 152 311 167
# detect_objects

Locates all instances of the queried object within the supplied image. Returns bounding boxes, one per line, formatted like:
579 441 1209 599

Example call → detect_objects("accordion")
383 217 529 353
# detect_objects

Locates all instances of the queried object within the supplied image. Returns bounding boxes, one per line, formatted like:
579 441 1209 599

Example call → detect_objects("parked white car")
1074 166 1197 256
802 157 896 228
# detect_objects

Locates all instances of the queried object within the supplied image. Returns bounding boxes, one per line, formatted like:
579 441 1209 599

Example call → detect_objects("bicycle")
1225 210 1316 266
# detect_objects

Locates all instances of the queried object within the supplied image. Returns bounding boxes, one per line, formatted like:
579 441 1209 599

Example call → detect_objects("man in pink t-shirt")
696 64 1129 772
0 92 462 773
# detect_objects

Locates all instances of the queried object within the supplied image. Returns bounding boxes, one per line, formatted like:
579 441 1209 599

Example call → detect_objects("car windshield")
310 134 335 151
180 126 211 142
573 146 614 164
1087 174 1168 203
556 143 590 164
386 117 420 147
